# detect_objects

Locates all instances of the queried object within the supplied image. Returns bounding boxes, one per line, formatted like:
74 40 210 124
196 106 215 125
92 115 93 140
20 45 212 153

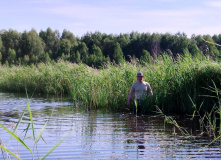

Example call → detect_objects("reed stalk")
0 54 220 113
0 96 70 159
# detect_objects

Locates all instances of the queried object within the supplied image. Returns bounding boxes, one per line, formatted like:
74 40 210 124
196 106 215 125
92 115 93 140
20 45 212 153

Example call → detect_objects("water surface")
0 93 220 159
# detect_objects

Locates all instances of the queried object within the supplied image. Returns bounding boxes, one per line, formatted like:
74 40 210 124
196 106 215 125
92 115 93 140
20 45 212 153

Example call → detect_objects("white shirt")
130 81 152 99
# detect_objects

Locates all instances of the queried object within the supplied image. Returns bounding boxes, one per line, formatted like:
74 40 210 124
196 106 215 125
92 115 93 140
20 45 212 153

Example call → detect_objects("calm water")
0 93 221 160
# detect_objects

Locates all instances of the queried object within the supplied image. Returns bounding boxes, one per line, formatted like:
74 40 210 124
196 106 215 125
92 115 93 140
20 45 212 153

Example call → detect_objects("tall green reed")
0 54 220 113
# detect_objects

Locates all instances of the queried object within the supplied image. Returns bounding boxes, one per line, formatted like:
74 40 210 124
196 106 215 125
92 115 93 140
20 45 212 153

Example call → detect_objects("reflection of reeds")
156 106 189 136
190 81 221 137
0 53 220 113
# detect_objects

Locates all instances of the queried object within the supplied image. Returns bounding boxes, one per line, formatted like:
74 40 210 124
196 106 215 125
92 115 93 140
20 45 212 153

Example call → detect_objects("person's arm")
149 90 153 98
148 83 153 98
127 91 133 106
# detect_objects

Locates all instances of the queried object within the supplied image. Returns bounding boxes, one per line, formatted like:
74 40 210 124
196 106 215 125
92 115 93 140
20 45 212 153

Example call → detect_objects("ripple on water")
0 93 221 159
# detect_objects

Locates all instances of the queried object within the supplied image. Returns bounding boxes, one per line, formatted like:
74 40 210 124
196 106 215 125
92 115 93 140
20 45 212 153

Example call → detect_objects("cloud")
38 5 104 20
134 9 206 17
1 0 220 37
204 1 221 7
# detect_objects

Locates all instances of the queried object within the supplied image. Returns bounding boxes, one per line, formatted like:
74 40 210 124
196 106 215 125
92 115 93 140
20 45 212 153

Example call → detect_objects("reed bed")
0 54 220 114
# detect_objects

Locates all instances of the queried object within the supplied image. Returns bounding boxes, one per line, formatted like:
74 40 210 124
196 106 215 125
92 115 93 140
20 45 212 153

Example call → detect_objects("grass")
0 53 220 114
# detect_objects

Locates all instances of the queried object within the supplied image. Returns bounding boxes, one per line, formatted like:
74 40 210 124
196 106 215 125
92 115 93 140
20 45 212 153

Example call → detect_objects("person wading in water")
127 72 153 115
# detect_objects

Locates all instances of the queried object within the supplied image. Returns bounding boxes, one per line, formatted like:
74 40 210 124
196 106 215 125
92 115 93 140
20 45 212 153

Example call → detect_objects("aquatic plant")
0 96 70 160
0 53 220 114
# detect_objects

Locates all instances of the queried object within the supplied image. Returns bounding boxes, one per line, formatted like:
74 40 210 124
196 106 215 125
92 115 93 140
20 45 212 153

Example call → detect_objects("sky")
1 0 221 37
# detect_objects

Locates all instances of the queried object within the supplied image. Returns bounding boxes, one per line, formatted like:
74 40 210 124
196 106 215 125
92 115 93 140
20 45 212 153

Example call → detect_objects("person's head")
137 72 144 82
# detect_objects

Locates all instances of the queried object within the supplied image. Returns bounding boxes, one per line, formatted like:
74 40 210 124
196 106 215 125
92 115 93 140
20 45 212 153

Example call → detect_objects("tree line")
0 28 221 67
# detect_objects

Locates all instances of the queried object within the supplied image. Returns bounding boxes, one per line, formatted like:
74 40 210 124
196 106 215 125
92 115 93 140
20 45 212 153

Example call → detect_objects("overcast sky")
1 0 221 37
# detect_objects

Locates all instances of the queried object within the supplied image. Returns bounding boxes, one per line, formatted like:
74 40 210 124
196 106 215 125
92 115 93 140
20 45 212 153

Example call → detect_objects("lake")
0 92 221 160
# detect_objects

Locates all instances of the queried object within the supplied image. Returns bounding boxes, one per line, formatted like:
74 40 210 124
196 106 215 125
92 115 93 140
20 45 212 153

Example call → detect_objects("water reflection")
0 93 221 159
124 115 147 156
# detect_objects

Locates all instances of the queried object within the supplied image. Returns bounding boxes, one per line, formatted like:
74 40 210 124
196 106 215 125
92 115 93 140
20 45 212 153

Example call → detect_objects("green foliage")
20 29 45 59
0 123 33 154
70 50 81 63
78 42 89 63
189 44 200 56
61 29 78 46
23 55 30 65
4 60 9 66
117 33 130 48
212 34 221 50
0 98 70 159
113 42 124 64
39 28 60 59
140 49 151 64
0 55 220 114
0 52 2 63
87 44 106 67
0 35 3 53
174 32 190 53
0 29 221 66
0 29 20 62
40 52 51 63
6 48 16 64
59 39 71 57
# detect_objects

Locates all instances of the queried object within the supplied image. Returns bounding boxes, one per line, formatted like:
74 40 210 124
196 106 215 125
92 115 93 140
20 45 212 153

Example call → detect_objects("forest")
0 28 221 67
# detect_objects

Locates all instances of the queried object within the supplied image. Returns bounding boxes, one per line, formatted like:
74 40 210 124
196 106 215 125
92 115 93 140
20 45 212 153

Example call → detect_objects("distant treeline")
0 28 221 66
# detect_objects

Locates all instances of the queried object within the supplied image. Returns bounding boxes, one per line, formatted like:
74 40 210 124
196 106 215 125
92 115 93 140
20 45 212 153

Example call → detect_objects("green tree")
0 36 2 63
30 55 39 64
0 35 3 51
61 29 78 46
140 49 151 64
91 44 104 66
174 32 190 54
4 60 9 66
194 35 219 56
58 39 71 58
202 35 219 56
23 55 30 65
189 44 200 56
81 31 103 53
0 29 20 62
212 34 221 50
6 48 16 64
39 28 60 59
70 50 81 63
0 52 2 64
75 51 81 63
39 52 51 63
160 33 176 54
113 42 124 64
20 29 45 61
87 45 104 66
130 31 140 41
117 33 130 48
102 36 114 57
78 42 89 63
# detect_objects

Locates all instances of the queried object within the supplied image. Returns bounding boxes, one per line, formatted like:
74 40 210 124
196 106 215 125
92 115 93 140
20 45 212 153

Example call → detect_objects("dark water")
0 93 221 160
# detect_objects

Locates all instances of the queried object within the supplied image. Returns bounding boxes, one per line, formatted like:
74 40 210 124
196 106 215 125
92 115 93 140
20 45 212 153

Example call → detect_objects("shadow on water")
0 92 221 159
